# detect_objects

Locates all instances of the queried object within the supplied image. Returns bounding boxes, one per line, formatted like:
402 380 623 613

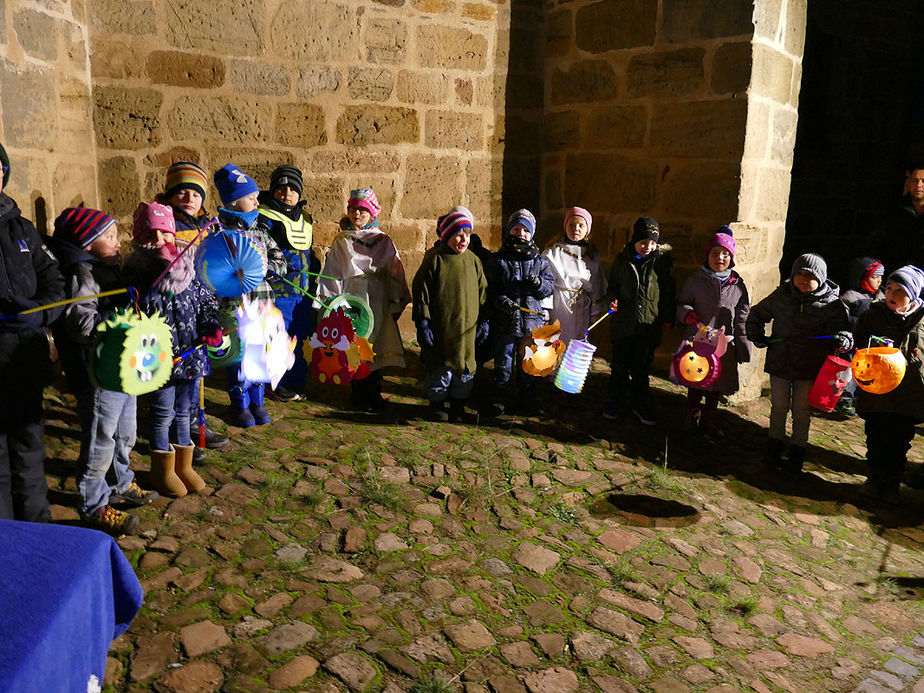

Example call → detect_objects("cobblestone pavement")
40 353 924 693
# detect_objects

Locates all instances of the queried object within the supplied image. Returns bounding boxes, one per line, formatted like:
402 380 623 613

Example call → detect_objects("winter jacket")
867 195 924 273
486 241 554 339
840 257 884 328
853 301 924 421
257 198 320 300
167 205 212 247
412 243 488 373
122 245 219 382
0 193 65 375
606 243 675 342
216 208 287 304
45 236 127 394
746 279 850 381
676 267 752 395
542 240 608 343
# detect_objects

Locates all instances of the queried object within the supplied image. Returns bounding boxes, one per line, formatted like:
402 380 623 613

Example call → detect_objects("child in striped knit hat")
411 206 488 422
47 206 159 534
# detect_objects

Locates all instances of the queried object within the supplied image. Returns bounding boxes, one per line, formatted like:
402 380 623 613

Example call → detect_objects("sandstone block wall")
0 0 98 232
88 0 511 275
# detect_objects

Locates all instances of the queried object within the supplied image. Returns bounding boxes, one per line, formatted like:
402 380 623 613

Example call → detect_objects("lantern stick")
0 287 135 320
173 343 206 364
267 271 330 307
198 377 206 449
304 270 340 281
147 217 218 294
518 306 542 315
585 307 616 336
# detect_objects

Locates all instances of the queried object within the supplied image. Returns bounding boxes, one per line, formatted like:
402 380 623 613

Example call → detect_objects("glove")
203 328 224 347
1 297 43 330
502 299 520 320
524 275 541 290
683 310 699 325
476 320 490 347
835 332 854 351
416 319 434 348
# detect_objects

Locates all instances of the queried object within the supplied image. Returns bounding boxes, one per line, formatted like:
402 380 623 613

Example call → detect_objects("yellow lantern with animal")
520 319 567 377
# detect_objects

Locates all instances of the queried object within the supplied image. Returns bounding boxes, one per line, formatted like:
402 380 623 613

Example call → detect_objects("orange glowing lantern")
851 347 906 394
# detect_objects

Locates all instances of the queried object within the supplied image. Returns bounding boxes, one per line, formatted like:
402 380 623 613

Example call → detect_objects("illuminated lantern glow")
322 293 375 340
521 319 567 377
671 342 721 389
90 309 174 395
692 322 732 358
305 307 375 385
554 339 597 394
851 347 906 394
808 355 853 411
196 228 268 297
236 297 296 389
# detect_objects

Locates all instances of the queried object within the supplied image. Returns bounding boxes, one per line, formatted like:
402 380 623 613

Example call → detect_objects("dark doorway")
784 0 924 287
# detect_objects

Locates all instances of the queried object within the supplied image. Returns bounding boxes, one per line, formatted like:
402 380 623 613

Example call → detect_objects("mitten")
417 319 434 348
524 275 541 291
476 320 490 346
683 310 699 325
203 328 224 347
834 331 853 351
1 297 43 330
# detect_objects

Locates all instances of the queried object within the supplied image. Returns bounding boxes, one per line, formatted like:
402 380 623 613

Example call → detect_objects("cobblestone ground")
41 350 924 693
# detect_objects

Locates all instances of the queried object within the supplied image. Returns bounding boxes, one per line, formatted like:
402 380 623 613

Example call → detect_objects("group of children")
1 138 923 535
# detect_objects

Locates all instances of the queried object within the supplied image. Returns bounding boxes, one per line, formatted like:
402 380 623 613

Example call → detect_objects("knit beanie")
0 142 9 189
790 253 827 286
270 165 303 197
348 188 381 218
505 209 536 239
859 259 885 293
704 225 736 268
213 164 259 207
133 202 177 239
631 216 660 244
437 206 474 243
164 161 208 200
53 207 116 249
887 265 924 301
564 206 592 235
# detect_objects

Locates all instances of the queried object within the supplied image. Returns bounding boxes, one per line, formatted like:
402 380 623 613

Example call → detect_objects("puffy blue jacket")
486 243 554 338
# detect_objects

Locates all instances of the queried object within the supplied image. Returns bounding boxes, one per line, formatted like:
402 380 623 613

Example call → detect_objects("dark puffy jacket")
486 247 554 338
607 243 675 342
45 236 127 394
0 194 65 375
122 246 219 382
257 197 320 299
746 279 850 381
853 301 924 421
840 256 884 328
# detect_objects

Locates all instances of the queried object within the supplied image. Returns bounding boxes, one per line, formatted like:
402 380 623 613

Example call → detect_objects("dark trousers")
275 295 315 391
608 335 657 409
0 385 49 521
351 370 382 405
863 412 917 488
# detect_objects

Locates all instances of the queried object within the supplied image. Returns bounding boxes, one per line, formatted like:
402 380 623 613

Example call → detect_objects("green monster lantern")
89 309 174 395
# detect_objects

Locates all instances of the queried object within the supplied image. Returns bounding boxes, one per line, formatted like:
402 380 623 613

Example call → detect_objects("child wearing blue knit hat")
213 164 289 428
854 265 924 504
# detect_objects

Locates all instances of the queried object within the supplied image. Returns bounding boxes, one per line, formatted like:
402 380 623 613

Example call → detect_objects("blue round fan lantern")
195 228 268 297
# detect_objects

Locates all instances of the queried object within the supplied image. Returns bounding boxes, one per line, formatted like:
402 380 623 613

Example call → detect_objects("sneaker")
87 505 140 535
193 446 206 462
632 407 656 426
111 481 160 507
269 387 303 402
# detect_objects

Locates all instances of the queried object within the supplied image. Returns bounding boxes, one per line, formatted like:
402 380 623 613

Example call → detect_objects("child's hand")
416 319 434 348
523 275 542 291
834 332 853 351
608 300 618 312
683 310 699 325
476 320 490 346
203 328 224 347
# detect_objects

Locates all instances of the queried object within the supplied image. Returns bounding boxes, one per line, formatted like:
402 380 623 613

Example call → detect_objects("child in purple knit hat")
675 225 752 439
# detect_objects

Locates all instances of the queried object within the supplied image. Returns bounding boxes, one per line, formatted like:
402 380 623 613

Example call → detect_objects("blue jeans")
147 381 191 452
275 295 314 390
493 334 540 391
76 388 136 517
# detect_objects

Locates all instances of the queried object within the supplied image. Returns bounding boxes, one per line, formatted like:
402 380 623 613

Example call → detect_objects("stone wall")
88 0 511 275
0 0 98 232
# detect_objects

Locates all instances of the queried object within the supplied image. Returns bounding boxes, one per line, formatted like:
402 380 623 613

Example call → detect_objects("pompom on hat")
348 188 381 218
213 164 259 207
437 206 474 243
564 207 592 235
704 224 736 268
270 165 303 197
164 161 208 200
505 209 536 239
133 202 177 239
53 207 116 249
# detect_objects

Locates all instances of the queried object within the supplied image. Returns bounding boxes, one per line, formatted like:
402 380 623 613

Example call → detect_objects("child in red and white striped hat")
411 206 488 422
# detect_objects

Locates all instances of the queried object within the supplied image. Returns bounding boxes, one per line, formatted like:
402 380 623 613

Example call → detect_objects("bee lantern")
851 346 906 394
671 341 721 389
89 309 174 396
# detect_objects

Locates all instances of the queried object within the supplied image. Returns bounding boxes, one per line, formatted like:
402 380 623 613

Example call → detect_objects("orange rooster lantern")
305 308 374 385
520 320 567 377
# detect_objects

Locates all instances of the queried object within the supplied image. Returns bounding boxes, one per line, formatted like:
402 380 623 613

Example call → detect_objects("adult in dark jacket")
853 266 924 504
0 143 66 521
485 209 554 415
746 253 852 472
604 217 675 424
867 164 924 272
